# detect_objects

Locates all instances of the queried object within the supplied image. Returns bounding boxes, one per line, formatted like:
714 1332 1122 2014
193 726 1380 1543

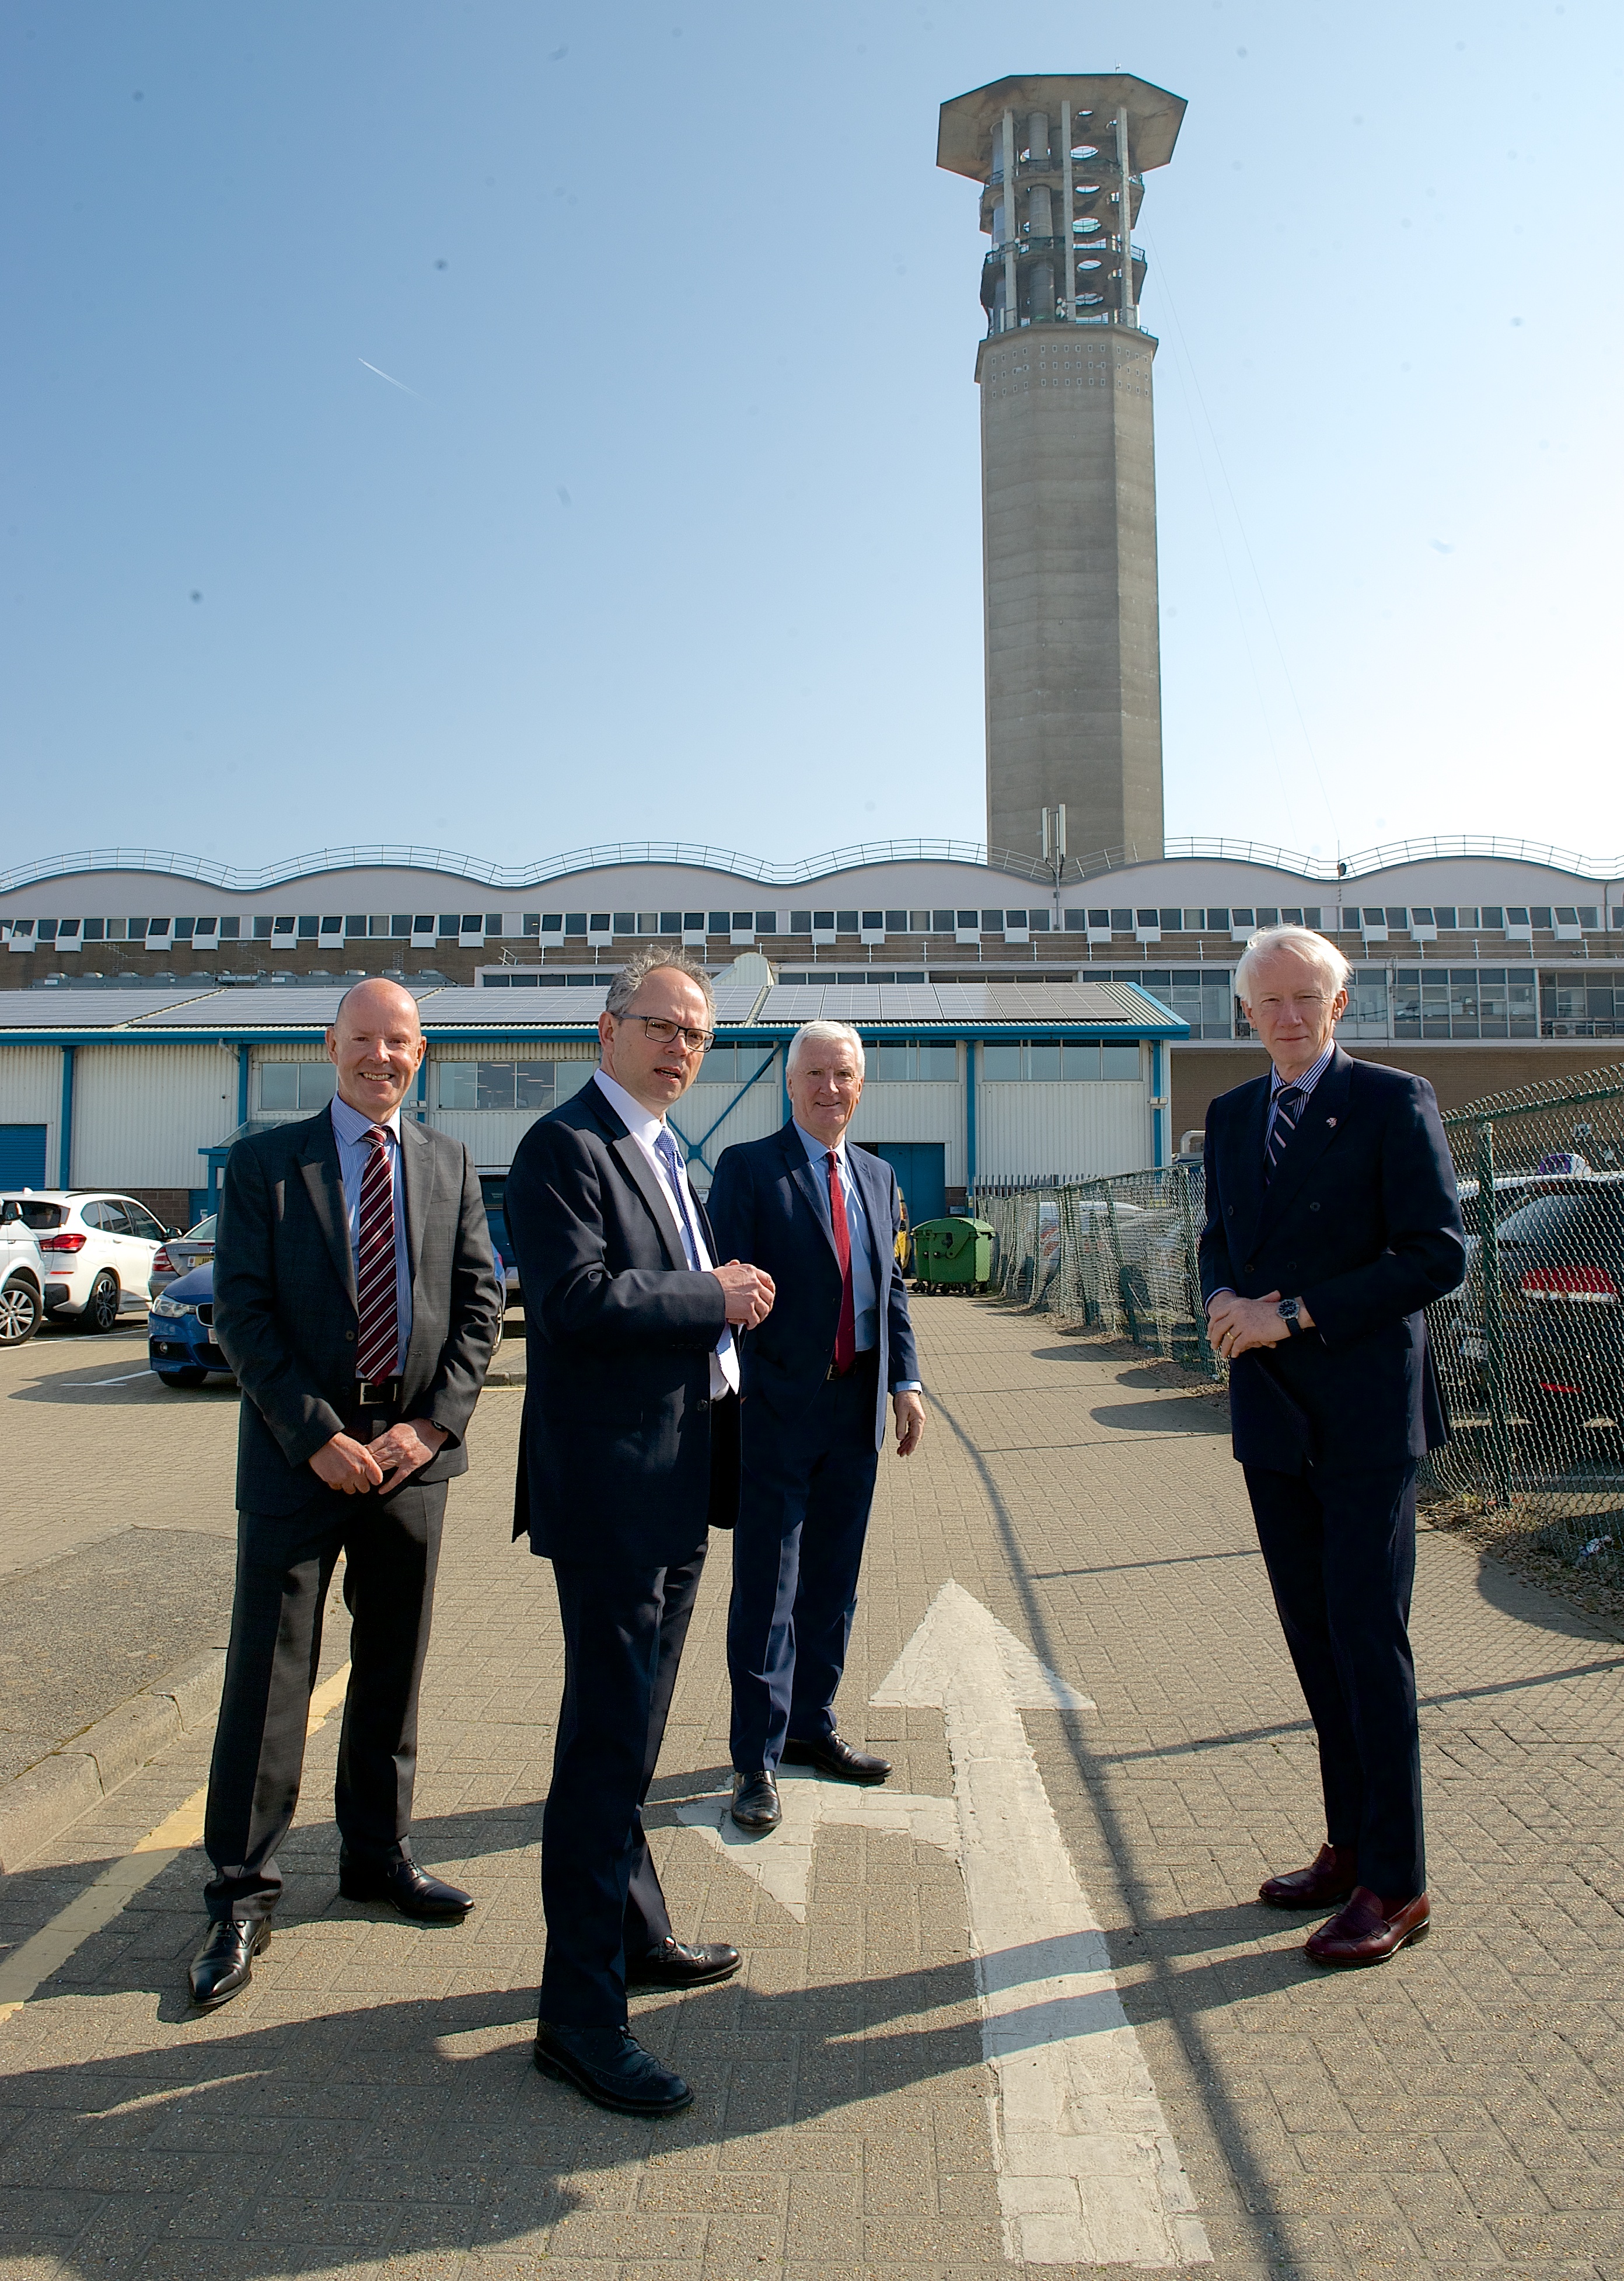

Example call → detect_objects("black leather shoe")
338 1857 473 1921
626 1936 742 1990
730 1770 781 1832
534 2021 693 2116
781 1732 891 1784
188 1918 269 2010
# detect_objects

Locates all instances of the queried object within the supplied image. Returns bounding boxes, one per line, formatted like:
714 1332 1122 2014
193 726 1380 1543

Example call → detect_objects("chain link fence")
971 1061 1624 1578
1426 1066 1624 1574
972 1167 1220 1379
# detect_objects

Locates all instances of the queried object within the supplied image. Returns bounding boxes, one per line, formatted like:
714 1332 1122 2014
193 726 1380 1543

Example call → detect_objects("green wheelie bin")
910 1216 993 1295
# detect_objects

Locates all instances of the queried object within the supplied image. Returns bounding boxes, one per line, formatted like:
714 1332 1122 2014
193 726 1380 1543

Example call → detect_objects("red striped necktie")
355 1125 400 1380
825 1149 857 1375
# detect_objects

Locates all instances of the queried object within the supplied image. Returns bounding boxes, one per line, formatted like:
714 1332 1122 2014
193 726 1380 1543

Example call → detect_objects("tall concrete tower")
937 74 1186 869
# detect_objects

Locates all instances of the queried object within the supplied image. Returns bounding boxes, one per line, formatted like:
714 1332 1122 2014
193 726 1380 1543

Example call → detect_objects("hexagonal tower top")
937 73 1186 182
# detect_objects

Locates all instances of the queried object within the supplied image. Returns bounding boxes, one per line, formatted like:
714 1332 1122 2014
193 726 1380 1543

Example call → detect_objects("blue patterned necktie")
654 1128 700 1268
1266 1084 1305 1181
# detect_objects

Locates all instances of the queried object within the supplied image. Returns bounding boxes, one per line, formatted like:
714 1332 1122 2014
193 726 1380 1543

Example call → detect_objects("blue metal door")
0 1125 48 1187
860 1143 946 1228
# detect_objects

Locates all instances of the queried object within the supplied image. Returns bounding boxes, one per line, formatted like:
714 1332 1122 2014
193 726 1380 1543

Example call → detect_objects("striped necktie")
1265 1085 1305 1181
354 1125 400 1380
654 1128 700 1267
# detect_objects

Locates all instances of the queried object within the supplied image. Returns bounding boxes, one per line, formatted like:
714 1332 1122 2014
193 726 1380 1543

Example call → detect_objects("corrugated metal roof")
0 974 1181 1038
0 986 218 1028
756 980 1176 1028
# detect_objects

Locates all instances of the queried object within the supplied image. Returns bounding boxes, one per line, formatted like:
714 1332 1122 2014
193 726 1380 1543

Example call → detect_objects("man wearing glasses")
505 947 775 2117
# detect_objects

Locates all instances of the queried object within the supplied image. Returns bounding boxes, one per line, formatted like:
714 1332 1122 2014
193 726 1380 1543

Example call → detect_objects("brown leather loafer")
1305 1886 1430 1968
1258 1841 1358 1910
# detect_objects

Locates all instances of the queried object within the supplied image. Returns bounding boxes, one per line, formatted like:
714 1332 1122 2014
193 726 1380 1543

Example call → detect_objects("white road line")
675 1769 958 1921
874 1581 1211 2269
0 1662 352 2025
66 1368 156 1387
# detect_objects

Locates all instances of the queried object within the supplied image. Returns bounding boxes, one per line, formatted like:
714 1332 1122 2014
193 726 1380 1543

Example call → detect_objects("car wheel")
156 1366 208 1389
0 1277 42 1345
79 1271 121 1334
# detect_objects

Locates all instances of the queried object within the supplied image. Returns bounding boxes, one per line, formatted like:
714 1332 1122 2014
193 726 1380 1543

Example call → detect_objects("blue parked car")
148 1262 232 1389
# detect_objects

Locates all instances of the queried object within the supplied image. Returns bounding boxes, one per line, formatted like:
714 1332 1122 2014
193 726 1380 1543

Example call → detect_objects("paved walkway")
1 1299 1622 2279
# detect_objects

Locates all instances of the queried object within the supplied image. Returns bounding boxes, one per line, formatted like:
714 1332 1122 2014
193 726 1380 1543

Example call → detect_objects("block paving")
1 1297 1622 2278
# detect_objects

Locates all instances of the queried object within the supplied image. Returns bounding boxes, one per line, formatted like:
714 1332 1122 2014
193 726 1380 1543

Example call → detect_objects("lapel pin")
1326 1116 1337 1127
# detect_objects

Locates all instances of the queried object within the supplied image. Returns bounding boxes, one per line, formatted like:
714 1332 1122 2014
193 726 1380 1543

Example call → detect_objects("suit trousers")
1244 1459 1424 1900
203 1474 446 1922
539 1534 708 2028
728 1356 882 1774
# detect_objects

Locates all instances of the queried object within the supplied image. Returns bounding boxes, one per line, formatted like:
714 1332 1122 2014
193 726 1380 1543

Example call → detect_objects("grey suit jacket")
215 1107 504 1515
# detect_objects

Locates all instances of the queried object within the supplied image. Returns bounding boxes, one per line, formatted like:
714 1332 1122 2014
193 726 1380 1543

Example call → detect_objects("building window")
755 911 777 934
260 1063 338 1112
1540 969 1624 1038
438 1061 558 1111
791 911 813 933
837 910 859 931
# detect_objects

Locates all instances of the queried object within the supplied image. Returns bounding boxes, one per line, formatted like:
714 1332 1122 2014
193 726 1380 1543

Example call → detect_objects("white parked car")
0 1202 48 1345
0 1190 173 1333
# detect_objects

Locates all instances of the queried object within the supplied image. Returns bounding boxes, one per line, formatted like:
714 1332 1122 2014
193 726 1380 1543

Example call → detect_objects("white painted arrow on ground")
872 1579 1211 2269
675 1766 956 1923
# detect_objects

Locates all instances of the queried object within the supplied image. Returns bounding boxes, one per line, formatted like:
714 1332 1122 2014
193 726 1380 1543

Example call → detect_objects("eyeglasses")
620 1014 714 1053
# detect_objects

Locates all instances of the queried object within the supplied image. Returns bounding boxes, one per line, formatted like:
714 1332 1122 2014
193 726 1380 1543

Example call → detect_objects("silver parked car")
149 1214 219 1298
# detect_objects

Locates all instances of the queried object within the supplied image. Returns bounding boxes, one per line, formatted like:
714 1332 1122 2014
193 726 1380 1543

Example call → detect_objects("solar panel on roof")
0 988 220 1028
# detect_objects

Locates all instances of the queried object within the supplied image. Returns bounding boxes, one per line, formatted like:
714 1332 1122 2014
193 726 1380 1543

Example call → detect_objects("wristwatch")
1276 1298 1306 1339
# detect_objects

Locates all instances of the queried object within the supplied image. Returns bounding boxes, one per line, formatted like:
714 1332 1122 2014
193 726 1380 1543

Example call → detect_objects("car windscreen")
2 1200 65 1229
1496 1191 1624 1254
184 1216 218 1240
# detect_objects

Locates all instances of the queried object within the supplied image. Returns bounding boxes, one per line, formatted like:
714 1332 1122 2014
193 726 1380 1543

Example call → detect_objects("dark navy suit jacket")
1197 1046 1465 1474
708 1121 920 1455
505 1076 734 1566
215 1109 503 1516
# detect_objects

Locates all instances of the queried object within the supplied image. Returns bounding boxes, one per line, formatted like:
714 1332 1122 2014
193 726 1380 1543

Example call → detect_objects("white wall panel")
848 1083 965 1190
432 1109 550 1169
72 1044 239 1186
0 1046 64 1179
675 1059 784 1191
976 1081 1150 1180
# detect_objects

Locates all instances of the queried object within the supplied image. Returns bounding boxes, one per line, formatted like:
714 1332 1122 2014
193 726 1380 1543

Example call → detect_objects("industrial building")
3 837 1623 1207
0 961 1184 1236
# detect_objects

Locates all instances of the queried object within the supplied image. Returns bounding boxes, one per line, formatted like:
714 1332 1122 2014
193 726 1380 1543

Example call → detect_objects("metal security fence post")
1102 1180 1140 1343
1475 1117 1512 1507
1176 1163 1220 1380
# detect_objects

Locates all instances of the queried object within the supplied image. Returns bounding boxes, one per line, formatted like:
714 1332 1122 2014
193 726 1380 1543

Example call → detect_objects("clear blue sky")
4 0 1620 874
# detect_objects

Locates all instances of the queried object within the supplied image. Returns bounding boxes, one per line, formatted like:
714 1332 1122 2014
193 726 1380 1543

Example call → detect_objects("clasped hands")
309 1417 448 1495
1206 1288 1315 1360
713 1260 775 1329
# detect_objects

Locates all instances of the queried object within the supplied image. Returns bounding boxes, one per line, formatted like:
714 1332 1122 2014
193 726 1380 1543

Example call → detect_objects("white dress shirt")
592 1069 738 1398
792 1121 923 1394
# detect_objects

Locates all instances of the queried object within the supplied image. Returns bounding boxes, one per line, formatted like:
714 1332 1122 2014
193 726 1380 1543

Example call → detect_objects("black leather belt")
354 1377 403 1406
